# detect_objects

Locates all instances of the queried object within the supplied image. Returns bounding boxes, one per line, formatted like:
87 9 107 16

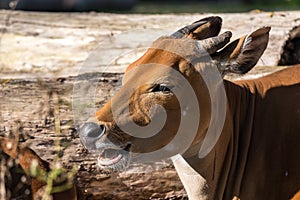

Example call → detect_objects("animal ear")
171 16 222 40
213 27 271 75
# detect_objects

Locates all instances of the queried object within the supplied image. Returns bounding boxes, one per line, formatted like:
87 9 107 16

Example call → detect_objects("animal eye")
152 84 171 93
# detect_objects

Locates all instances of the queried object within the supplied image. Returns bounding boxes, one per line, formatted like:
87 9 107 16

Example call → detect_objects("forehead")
124 63 176 86
123 36 209 84
125 36 204 72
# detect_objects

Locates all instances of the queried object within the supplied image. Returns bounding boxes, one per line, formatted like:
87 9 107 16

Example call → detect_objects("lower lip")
97 154 123 166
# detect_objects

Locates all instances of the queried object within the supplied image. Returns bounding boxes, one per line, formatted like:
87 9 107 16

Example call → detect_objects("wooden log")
0 73 186 199
0 11 299 199
0 10 299 78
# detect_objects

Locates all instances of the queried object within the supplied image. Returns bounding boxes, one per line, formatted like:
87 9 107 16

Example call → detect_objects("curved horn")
171 16 223 40
197 31 232 54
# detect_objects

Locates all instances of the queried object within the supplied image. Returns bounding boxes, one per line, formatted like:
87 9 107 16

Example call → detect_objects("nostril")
87 124 106 138
80 122 106 139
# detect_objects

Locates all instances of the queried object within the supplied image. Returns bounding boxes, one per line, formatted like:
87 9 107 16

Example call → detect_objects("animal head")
79 16 270 172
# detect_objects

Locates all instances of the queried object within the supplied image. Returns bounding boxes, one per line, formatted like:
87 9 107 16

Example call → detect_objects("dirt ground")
0 10 299 200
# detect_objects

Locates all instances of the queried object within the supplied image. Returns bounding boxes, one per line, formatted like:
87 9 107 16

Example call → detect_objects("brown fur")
0 137 77 200
81 17 300 199
292 191 300 200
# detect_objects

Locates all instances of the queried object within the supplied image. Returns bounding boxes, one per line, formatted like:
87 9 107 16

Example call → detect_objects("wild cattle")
79 17 300 200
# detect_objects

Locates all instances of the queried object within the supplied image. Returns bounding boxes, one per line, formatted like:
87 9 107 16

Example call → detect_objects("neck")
183 79 255 199
221 80 256 198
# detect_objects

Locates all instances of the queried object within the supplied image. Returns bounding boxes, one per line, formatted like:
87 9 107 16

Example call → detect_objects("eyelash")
152 84 171 93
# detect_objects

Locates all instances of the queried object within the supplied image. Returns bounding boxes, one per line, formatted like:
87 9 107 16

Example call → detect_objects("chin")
96 143 132 173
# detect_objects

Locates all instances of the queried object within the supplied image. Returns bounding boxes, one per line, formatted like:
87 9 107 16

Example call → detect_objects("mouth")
97 144 131 171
